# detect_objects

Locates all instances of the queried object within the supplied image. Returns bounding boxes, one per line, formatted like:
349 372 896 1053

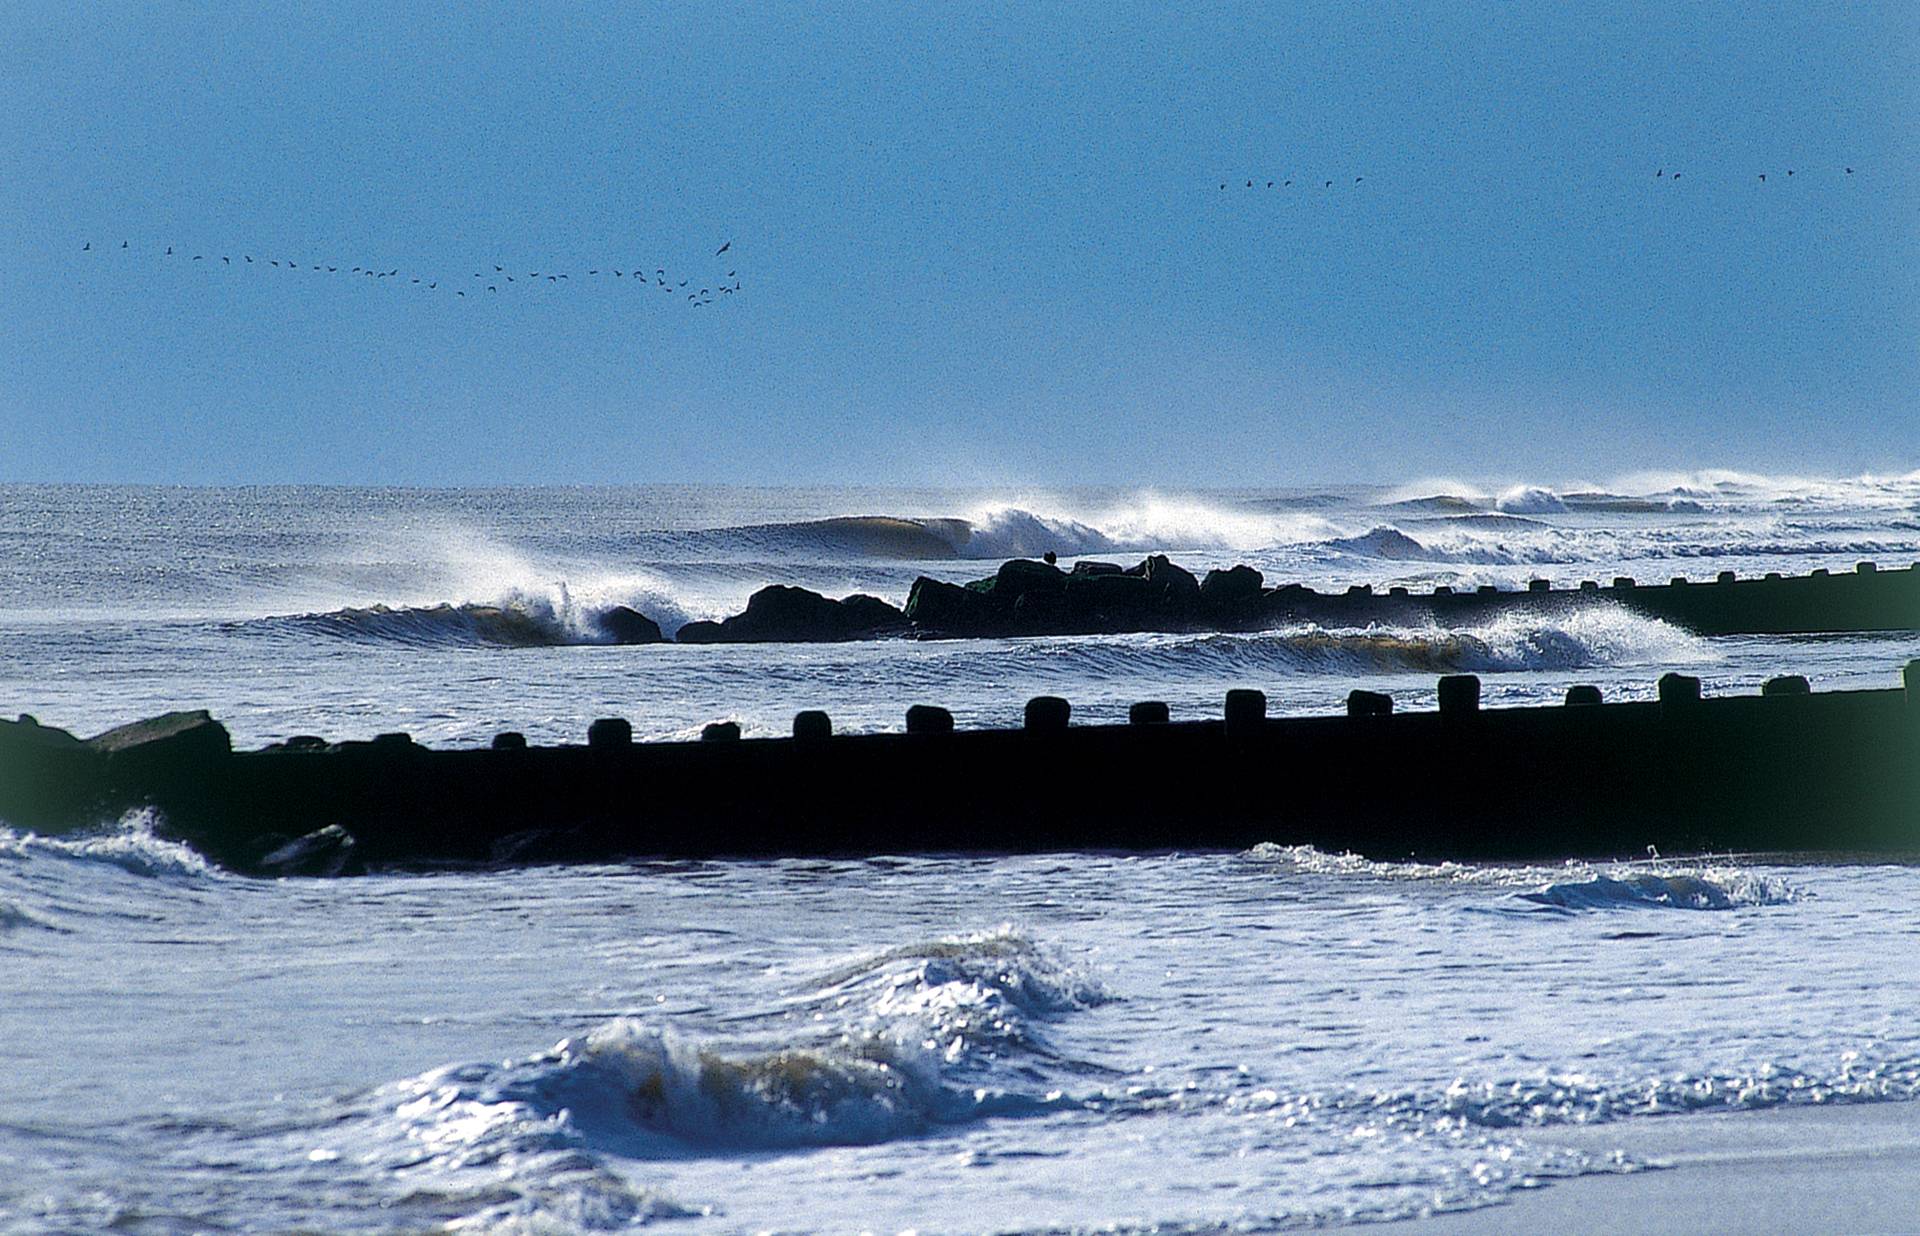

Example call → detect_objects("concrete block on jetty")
7 660 1920 874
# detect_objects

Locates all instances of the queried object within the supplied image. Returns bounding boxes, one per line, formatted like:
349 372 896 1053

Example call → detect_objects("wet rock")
257 825 363 878
1063 570 1157 630
1127 554 1203 614
0 715 86 752
903 576 997 635
1200 565 1265 625
840 593 908 633
86 711 231 766
689 585 908 643
595 606 664 645
675 619 724 644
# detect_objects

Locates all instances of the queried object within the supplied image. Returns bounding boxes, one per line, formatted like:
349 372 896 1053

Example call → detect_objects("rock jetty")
644 557 1920 644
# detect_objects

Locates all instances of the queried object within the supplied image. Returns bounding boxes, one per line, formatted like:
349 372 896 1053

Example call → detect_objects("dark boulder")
676 619 723 644
594 605 664 645
87 710 231 769
1200 565 1265 625
1063 570 1157 631
1 715 86 752
1262 582 1320 622
691 585 909 643
1070 560 1125 576
992 557 1068 595
904 576 998 635
838 594 908 635
1011 588 1069 631
0 716 104 832
1127 555 1203 616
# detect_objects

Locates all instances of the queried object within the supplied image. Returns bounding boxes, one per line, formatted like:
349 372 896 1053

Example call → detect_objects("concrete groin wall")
6 664 1918 873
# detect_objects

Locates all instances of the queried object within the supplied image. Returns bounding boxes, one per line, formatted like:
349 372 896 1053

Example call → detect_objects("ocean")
4 474 1920 1231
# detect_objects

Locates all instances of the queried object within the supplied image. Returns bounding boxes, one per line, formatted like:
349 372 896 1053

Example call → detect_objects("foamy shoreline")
1385 1099 1920 1233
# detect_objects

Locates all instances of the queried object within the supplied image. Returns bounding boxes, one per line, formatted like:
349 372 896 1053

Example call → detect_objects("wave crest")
258 580 694 647
1242 845 1802 911
1522 869 1802 911
0 810 218 880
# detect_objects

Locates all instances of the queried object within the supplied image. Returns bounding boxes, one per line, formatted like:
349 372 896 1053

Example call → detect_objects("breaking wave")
251 581 701 646
1087 609 1709 679
307 928 1102 1227
677 499 1343 562
1495 484 1569 514
1242 844 1802 910
0 810 218 881
1521 869 1802 911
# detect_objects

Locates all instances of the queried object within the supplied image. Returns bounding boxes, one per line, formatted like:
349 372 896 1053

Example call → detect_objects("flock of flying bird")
75 238 742 308
1220 166 1860 190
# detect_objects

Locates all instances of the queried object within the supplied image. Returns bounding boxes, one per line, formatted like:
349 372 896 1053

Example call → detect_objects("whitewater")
6 476 1920 1231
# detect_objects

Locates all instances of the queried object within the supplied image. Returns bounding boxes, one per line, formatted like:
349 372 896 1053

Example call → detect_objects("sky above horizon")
2 3 1915 487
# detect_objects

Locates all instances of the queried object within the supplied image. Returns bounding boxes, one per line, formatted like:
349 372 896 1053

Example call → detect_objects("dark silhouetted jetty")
664 557 1920 645
5 663 1919 875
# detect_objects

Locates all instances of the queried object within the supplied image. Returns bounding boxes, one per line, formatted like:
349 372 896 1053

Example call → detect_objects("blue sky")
2 2 1914 485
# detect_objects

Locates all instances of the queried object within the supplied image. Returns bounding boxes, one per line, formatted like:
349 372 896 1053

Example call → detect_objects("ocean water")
5 474 1920 1231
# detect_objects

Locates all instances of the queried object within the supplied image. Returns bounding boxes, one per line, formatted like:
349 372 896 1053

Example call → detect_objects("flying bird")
715 241 730 256
120 240 127 249
1846 167 1854 174
82 242 90 251
1758 173 1766 182
166 247 172 255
